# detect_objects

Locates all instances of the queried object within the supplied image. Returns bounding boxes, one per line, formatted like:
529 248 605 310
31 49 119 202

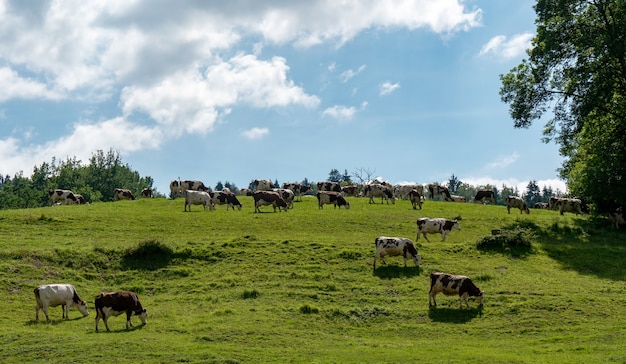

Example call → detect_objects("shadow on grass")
94 323 146 334
373 265 421 279
26 315 88 326
428 305 483 323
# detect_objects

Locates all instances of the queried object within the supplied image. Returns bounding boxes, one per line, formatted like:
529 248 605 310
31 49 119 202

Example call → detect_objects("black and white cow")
253 190 289 212
254 179 275 191
74 194 88 204
95 291 147 332
273 188 295 208
316 191 350 209
34 283 89 321
141 188 153 198
170 180 209 198
114 188 136 201
317 181 342 193
429 272 484 309
282 182 311 201
211 189 242 211
184 190 214 211
341 185 360 197
448 195 466 202
363 183 395 204
48 189 79 205
608 207 625 228
409 189 423 210
394 184 424 200
373 236 422 269
555 198 583 215
416 218 461 242
506 195 529 214
427 184 452 201
534 202 549 209
473 189 495 204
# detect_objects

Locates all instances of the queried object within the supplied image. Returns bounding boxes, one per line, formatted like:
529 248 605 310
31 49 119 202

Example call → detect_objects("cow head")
77 301 89 316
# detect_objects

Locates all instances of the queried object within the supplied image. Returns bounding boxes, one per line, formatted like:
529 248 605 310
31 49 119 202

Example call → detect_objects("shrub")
476 228 533 256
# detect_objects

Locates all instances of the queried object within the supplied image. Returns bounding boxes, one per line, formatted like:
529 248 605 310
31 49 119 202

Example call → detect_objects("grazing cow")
534 202 549 209
240 188 253 196
556 198 583 215
282 182 311 201
317 181 342 193
316 191 350 209
341 185 360 197
506 195 529 214
548 196 561 210
373 236 422 269
416 217 461 242
448 195 466 202
273 188 295 208
170 180 209 198
114 188 136 201
253 179 275 191
409 189 423 210
394 184 424 200
363 183 395 204
427 184 452 201
141 188 153 198
95 291 147 332
74 194 88 204
48 189 78 205
34 284 89 321
473 189 495 204
608 207 625 228
253 190 289 212
211 189 242 211
184 190 214 211
429 272 484 309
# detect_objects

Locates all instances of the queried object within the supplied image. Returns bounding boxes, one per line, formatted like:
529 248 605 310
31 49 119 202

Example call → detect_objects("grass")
0 196 625 363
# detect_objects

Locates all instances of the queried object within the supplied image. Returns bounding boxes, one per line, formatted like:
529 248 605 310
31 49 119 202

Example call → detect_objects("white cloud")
242 127 269 140
463 176 567 195
339 64 366 83
322 105 357 121
486 152 519 169
0 67 62 101
380 81 400 96
480 33 533 59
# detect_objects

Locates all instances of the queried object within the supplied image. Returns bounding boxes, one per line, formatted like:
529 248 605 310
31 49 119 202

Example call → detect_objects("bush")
476 228 533 256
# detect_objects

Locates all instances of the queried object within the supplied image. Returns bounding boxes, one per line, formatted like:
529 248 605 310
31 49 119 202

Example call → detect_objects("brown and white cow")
394 184 424 200
210 189 242 211
253 190 288 212
473 189 495 204
254 179 275 191
363 183 395 204
282 182 311 201
506 195 529 214
48 189 79 205
317 181 342 193
114 188 136 201
555 198 583 215
184 190 214 211
409 189 423 210
429 272 484 309
316 191 350 209
34 283 89 321
95 291 147 332
427 184 452 201
373 236 422 269
416 218 460 242
341 185 360 197
141 188 153 198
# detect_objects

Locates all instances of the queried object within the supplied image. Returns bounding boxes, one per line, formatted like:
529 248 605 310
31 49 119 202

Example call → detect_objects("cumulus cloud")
322 101 367 121
339 65 366 83
479 33 533 59
242 127 269 140
0 67 62 101
380 81 400 96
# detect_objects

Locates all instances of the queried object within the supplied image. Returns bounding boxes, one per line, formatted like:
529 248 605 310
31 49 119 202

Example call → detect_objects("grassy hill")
0 196 625 363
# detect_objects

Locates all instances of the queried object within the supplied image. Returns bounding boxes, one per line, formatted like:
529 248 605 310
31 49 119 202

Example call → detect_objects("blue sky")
0 0 567 195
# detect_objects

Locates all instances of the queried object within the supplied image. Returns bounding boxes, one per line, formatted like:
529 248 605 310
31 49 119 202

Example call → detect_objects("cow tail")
34 287 40 299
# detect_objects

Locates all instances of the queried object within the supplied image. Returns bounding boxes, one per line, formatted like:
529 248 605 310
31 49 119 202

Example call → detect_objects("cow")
409 189 423 210
394 184 424 200
170 179 209 198
240 188 253 196
341 185 360 197
211 189 242 211
317 181 342 193
608 207 625 228
548 196 561 210
253 190 289 212
141 188 153 198
373 236 422 269
114 188 136 201
282 182 311 201
95 291 147 332
184 190 214 212
316 191 350 209
74 194 88 204
34 283 89 322
534 202 549 209
429 272 484 309
416 217 460 242
448 195 466 202
48 189 78 205
473 189 495 204
506 195 529 214
427 184 452 201
273 188 295 208
556 198 583 215
363 183 395 204
254 179 275 191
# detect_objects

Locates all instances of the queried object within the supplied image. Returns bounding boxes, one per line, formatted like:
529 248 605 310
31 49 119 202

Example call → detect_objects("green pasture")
0 196 624 363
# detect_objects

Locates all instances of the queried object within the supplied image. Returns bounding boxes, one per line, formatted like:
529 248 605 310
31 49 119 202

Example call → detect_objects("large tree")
500 0 626 212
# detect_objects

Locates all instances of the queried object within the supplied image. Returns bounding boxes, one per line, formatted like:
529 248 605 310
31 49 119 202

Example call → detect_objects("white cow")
416 218 461 242
34 283 89 321
184 190 214 211
506 195 530 214
373 236 422 269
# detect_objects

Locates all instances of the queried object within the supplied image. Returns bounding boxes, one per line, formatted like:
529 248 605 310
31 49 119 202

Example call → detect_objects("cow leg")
35 304 40 321
95 312 101 332
429 291 437 307
62 303 68 319
423 234 431 243
43 306 50 322
441 233 446 242
126 311 133 329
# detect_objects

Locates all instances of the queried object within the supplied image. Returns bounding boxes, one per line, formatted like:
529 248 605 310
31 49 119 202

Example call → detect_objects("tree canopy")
500 0 626 212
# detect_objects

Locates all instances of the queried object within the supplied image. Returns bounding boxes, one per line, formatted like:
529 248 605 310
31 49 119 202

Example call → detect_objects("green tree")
499 0 626 212
328 169 342 183
525 180 542 207
447 174 462 194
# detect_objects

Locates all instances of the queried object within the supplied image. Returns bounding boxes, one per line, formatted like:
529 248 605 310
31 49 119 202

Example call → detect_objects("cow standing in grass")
34 284 89 321
506 195 529 214
373 237 421 269
429 272 484 309
95 291 147 332
416 218 460 242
